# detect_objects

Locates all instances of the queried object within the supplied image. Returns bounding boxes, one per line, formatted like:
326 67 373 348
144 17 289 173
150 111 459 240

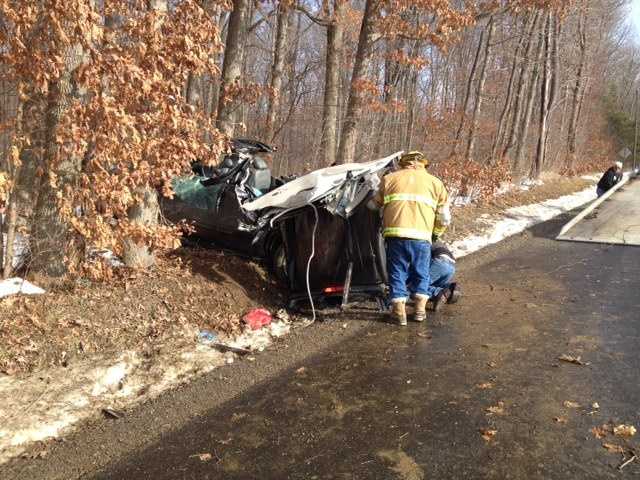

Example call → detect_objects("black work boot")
447 283 461 304
432 283 459 312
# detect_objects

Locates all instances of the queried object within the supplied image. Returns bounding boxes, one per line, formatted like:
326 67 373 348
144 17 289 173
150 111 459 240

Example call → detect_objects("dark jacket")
597 167 622 192
431 241 455 263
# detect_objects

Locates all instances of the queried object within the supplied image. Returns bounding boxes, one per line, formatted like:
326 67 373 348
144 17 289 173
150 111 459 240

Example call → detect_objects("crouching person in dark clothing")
429 241 461 311
408 240 461 312
597 161 623 197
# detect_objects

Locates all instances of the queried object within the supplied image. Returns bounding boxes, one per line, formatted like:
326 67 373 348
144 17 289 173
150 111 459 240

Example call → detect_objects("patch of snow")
0 319 291 464
90 360 133 397
452 195 474 207
451 184 597 258
581 174 600 181
494 182 516 197
519 178 544 188
0 278 44 299
87 248 125 268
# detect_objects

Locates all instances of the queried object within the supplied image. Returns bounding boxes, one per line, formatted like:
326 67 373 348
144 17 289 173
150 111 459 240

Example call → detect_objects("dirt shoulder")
0 249 285 375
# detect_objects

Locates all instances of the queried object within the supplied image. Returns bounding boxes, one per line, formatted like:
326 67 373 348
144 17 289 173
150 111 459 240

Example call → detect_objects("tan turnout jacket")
374 165 450 241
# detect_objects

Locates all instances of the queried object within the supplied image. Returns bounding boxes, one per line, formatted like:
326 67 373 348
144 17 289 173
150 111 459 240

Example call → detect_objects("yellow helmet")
399 151 429 168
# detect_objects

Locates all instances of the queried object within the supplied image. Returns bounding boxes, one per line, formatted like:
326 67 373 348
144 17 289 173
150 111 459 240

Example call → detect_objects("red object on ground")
243 308 272 330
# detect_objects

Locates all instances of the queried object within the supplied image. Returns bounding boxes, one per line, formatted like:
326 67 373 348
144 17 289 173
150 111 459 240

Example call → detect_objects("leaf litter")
190 453 212 462
602 443 626 454
614 425 637 437
476 382 493 390
558 354 590 366
591 423 637 439
485 401 505 416
0 248 286 375
480 429 497 442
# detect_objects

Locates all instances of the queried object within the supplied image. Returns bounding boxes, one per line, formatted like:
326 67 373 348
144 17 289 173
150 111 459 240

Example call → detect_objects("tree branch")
293 4 330 28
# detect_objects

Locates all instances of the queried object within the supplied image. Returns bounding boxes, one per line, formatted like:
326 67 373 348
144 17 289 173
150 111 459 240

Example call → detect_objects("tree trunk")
492 14 532 163
568 11 587 162
3 175 20 278
452 28 485 156
31 40 85 277
514 23 544 174
186 73 199 107
265 3 291 143
2 98 24 278
534 12 553 178
122 188 160 268
0 198 4 274
465 16 495 162
216 0 250 137
404 70 418 148
337 0 378 164
504 11 541 161
121 0 166 269
207 10 224 127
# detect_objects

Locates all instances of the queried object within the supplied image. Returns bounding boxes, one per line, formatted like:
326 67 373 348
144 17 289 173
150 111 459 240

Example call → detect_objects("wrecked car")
162 142 402 310
160 138 289 278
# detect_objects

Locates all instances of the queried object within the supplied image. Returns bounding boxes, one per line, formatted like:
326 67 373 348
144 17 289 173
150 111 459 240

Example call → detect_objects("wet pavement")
90 220 640 479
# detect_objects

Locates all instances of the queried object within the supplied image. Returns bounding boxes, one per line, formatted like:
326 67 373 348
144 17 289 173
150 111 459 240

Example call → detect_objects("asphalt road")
4 212 640 480
560 177 640 245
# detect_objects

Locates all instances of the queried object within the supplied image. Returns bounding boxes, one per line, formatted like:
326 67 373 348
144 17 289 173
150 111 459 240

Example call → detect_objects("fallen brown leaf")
558 354 590 366
480 429 497 442
614 425 637 437
591 425 612 439
190 453 212 462
603 443 626 454
554 416 568 424
485 401 505 415
476 382 493 390
296 367 306 374
563 401 580 409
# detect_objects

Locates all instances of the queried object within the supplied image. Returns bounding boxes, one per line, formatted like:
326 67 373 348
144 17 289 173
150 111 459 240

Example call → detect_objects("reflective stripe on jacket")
374 167 449 241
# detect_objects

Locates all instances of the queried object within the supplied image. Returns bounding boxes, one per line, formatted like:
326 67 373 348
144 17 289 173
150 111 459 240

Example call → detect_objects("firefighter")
370 151 456 326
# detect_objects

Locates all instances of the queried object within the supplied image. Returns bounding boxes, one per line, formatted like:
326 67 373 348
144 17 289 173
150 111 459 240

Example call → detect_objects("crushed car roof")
242 152 402 212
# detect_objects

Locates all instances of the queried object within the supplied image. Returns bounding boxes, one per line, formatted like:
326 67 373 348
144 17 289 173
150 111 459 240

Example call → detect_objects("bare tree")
567 9 587 164
452 28 485 156
504 11 541 162
491 13 532 162
337 0 378 164
217 0 250 136
514 19 545 173
264 2 291 143
465 15 495 162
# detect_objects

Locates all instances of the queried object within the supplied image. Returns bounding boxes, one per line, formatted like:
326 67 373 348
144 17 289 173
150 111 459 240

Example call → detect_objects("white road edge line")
556 174 630 239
